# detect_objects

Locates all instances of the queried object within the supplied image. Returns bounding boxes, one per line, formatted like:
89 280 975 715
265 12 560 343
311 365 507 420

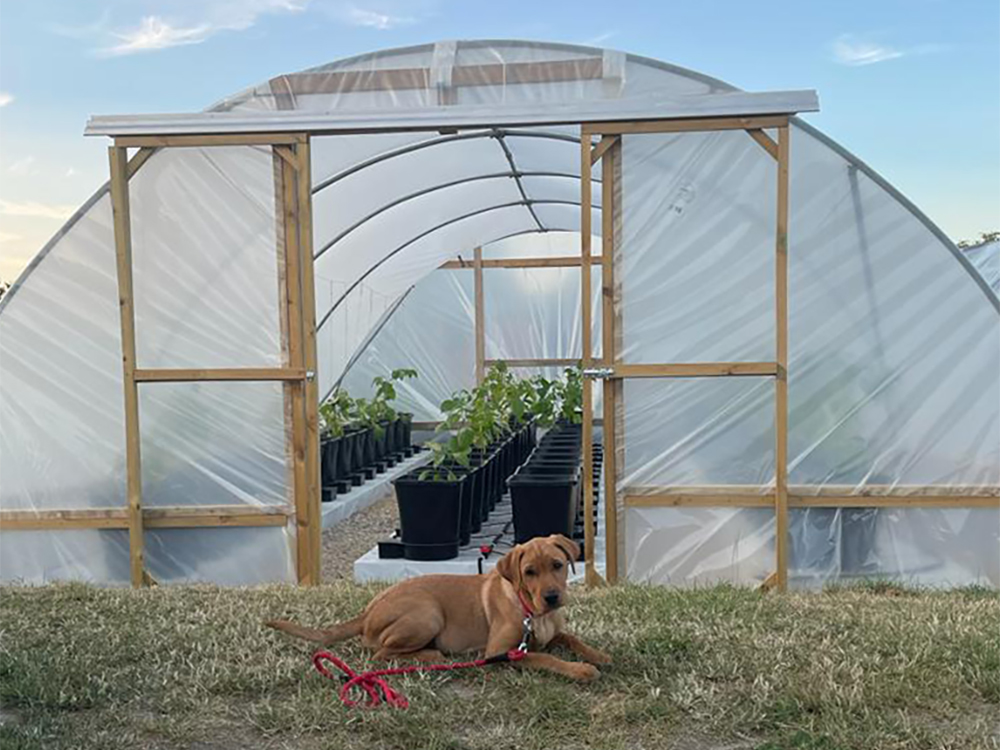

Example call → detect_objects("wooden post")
580 131 598 586
474 246 485 384
296 137 322 585
279 147 313 585
775 125 790 592
600 136 619 584
109 146 145 588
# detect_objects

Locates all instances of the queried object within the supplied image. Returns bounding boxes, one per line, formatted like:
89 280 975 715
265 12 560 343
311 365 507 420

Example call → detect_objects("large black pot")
321 436 342 488
508 466 580 543
394 471 464 560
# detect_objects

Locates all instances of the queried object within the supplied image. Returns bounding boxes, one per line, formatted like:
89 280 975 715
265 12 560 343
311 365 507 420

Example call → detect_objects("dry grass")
1 581 997 750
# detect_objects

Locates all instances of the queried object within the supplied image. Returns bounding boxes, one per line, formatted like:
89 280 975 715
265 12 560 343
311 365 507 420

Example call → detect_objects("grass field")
1 581 997 750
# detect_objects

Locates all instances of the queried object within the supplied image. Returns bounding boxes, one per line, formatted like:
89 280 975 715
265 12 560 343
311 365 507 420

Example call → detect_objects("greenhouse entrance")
78 93 811 589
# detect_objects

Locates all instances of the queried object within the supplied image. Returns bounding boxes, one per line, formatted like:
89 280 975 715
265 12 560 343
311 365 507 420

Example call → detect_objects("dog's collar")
516 590 534 618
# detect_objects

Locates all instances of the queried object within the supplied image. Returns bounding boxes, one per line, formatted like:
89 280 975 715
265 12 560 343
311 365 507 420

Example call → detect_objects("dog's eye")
524 568 537 577
553 560 563 571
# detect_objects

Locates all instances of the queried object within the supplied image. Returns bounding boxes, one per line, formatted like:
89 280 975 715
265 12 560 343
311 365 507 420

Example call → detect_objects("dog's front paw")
571 663 600 682
588 650 613 665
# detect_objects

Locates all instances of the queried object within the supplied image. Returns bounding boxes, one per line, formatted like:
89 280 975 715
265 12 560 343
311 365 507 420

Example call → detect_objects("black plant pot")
321 436 342 487
338 431 358 476
394 471 464 560
400 413 413 450
508 466 580 544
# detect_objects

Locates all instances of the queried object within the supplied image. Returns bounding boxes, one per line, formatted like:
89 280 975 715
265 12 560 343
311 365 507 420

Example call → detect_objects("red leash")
312 592 535 709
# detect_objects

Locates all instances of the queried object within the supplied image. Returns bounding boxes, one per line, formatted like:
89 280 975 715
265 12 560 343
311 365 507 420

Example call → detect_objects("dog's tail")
265 615 364 645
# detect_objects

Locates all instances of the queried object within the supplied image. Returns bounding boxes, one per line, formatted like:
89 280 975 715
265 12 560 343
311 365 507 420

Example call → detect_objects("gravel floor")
320 492 399 580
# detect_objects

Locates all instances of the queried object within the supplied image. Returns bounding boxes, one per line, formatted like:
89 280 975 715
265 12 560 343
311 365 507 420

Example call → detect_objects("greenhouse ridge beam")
86 90 817 138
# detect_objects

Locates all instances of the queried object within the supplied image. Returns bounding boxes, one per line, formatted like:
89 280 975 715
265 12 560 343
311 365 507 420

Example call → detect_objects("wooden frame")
3 134 323 588
581 115 999 592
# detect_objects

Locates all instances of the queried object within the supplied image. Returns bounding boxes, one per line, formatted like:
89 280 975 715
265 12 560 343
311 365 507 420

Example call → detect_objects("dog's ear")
495 546 523 586
549 534 580 573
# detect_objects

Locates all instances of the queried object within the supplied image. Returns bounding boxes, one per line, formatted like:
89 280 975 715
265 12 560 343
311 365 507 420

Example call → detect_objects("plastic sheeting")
963 240 999 294
1 40 996 586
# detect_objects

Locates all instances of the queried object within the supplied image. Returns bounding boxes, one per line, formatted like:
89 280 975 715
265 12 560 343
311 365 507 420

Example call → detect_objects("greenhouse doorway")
578 117 792 589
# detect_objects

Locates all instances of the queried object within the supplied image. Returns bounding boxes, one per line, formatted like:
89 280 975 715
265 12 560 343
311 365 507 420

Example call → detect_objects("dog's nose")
544 591 561 608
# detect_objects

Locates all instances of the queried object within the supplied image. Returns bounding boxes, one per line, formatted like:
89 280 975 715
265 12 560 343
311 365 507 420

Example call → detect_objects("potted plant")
319 388 354 500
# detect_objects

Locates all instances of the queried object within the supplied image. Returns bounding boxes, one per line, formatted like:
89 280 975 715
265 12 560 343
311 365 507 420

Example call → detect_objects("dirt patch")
320 493 399 580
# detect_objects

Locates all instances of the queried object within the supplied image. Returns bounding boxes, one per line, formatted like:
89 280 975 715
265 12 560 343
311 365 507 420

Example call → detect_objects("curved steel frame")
316 198 600 332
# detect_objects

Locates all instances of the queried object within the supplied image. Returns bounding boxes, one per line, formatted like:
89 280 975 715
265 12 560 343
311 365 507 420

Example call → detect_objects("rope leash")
312 591 535 709
312 647 527 708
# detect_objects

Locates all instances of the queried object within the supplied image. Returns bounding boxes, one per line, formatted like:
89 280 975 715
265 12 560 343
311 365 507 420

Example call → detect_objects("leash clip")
516 615 533 653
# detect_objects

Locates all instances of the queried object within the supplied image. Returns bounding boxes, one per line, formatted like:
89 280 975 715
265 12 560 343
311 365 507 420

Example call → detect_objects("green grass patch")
1 582 997 749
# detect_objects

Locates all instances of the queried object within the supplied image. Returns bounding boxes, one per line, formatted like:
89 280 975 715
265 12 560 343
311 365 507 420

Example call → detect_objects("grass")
1 582 997 750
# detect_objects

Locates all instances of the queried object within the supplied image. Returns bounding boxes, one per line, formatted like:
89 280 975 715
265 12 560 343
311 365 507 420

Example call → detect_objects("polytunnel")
1 40 997 589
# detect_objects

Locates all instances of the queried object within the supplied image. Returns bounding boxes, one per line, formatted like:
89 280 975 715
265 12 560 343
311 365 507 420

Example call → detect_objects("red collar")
517 590 535 618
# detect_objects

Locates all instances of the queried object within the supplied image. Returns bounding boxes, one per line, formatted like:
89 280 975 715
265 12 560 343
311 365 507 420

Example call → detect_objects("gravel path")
320 492 399 580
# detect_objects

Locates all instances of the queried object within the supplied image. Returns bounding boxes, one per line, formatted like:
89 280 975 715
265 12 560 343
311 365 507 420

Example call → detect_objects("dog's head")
495 534 580 614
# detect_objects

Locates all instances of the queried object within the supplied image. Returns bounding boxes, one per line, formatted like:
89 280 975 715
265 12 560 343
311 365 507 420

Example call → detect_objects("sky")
0 0 998 284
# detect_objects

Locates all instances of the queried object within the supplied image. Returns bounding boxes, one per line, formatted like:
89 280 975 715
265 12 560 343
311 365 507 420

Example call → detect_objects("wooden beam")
774 125 790 593
474 246 485 385
590 134 619 165
625 494 1000 508
611 362 778 378
440 256 602 270
296 138 322 585
280 148 313 586
601 134 619 584
1 506 293 531
583 115 789 136
273 144 299 170
746 129 779 160
134 367 307 382
109 145 145 588
625 493 775 508
580 128 598 588
126 147 157 180
484 358 579 368
114 133 305 148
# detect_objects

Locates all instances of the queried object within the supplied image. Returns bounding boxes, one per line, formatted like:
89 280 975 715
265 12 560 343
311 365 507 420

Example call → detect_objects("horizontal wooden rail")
134 368 307 383
440 256 602 270
485 358 581 368
1 505 293 531
115 133 306 149
612 362 778 378
584 115 789 136
623 485 1000 509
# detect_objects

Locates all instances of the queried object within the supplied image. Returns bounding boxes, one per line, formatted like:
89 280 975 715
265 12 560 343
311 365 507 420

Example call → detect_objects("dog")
266 534 611 681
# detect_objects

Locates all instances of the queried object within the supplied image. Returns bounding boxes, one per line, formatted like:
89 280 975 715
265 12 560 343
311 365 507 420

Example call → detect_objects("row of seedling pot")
388 363 585 561
319 368 420 502
391 420 537 559
320 414 418 500
509 421 586 545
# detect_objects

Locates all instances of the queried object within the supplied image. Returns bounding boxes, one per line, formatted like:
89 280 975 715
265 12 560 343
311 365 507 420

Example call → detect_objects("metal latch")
305 370 316 382
582 367 615 380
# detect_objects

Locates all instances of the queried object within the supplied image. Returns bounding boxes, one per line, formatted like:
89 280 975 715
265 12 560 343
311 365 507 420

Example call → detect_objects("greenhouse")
0 40 997 590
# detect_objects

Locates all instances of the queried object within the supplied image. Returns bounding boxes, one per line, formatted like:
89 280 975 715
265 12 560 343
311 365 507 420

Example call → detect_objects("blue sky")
0 0 997 282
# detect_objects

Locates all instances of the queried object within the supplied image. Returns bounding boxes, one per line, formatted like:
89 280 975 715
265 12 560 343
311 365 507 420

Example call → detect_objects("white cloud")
0 200 76 220
7 156 35 176
0 92 12 107
97 16 213 57
585 30 618 46
74 1 309 57
832 34 904 66
345 6 414 29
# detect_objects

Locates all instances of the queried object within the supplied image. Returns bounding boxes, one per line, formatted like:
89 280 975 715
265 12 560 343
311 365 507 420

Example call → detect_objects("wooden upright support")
600 135 620 584
296 138 322 585
109 146 145 588
580 133 599 587
774 125 791 592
